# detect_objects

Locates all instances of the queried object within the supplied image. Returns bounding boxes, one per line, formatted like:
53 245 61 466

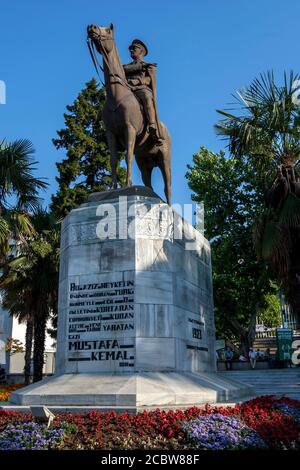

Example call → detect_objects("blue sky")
1 0 299 208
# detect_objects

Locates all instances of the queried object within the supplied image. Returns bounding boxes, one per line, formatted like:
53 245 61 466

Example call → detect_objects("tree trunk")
247 305 258 350
228 306 257 357
33 314 47 383
24 316 34 385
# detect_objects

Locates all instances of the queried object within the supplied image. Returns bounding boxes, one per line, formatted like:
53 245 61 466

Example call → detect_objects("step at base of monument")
8 372 253 408
1 400 256 414
220 369 300 400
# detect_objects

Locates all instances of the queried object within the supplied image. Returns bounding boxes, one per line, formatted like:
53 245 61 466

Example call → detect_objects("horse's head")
87 24 114 53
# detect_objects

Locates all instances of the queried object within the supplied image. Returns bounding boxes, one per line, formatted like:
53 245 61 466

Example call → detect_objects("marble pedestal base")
10 187 252 409
10 372 253 409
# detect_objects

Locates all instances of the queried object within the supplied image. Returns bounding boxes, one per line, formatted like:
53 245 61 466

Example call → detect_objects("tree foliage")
51 79 126 218
0 139 47 255
4 337 25 355
0 210 59 382
186 147 276 353
257 288 281 328
215 71 300 323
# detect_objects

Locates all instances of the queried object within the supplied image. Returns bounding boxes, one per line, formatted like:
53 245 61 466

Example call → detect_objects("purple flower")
273 403 300 423
183 413 266 450
0 422 64 450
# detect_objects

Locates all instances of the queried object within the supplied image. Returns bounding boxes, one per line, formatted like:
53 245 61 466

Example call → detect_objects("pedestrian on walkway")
225 347 234 371
249 348 257 369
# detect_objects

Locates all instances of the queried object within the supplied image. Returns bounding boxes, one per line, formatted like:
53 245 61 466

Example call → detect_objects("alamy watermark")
0 80 6 104
93 196 205 252
292 340 300 365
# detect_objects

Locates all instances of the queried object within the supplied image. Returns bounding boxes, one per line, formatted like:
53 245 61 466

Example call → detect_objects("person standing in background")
225 347 234 371
249 348 257 369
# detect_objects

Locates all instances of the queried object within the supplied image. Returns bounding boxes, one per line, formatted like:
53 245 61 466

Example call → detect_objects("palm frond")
0 216 9 242
0 139 48 206
261 221 284 260
6 211 35 241
0 216 10 256
257 220 290 276
215 70 300 165
279 192 300 227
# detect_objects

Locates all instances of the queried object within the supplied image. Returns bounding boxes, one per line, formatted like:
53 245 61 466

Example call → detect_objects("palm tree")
0 139 53 382
0 138 48 255
215 71 300 324
0 270 35 384
0 138 49 381
0 210 59 382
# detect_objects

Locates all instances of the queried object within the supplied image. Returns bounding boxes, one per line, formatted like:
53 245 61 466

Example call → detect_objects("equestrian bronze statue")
87 23 171 204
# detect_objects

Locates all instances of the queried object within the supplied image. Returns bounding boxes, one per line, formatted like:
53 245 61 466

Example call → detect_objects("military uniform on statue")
123 39 163 145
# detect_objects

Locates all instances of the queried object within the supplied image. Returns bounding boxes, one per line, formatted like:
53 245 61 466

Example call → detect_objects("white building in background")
0 295 56 378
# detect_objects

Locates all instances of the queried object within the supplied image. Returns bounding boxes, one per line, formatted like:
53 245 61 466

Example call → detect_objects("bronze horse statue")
87 24 171 204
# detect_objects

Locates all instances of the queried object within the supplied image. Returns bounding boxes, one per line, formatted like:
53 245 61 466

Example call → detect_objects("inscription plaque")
67 280 135 369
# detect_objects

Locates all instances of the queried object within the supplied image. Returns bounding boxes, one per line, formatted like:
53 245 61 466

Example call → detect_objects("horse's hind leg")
141 164 153 189
158 150 171 205
106 130 119 188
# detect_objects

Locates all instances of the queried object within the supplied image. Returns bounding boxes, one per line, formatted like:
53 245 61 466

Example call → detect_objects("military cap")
129 39 148 56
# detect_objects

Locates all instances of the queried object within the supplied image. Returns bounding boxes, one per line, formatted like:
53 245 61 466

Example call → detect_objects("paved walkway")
220 368 300 401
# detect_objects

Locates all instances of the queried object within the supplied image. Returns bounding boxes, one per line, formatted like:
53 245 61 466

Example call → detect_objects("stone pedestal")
11 186 253 408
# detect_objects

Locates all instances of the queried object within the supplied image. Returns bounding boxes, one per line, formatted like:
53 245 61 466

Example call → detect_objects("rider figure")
123 39 163 145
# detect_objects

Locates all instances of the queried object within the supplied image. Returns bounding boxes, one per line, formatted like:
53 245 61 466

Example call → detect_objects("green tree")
5 337 25 355
0 138 48 383
0 210 59 382
257 287 281 328
186 147 273 354
215 71 300 324
0 139 47 255
51 79 126 218
1 279 34 384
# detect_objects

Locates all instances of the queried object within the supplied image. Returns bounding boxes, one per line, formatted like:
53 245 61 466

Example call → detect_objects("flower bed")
0 384 24 402
0 422 64 450
182 413 266 450
0 396 299 450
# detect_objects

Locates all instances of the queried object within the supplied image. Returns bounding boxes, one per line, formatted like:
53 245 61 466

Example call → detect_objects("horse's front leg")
106 129 119 189
125 124 136 187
